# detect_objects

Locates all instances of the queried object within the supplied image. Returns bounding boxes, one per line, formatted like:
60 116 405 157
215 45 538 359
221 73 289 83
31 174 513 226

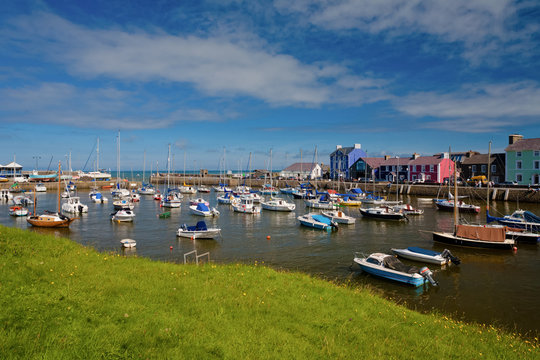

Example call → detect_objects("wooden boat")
27 162 75 228
297 213 338 230
321 210 355 224
359 206 406 220
177 221 221 239
391 247 461 265
353 253 437 287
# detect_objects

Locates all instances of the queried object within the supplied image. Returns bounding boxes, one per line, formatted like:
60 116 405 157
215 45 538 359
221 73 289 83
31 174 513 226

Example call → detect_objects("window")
516 161 522 170
417 165 421 172
430 165 434 172
481 165 486 173
491 164 496 173
517 151 522 157
381 166 386 171
421 165 425 172
535 151 539 157
472 165 477 172
535 161 540 170
516 174 522 182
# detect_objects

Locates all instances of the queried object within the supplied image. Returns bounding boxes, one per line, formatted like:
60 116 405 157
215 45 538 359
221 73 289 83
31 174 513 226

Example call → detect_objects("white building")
279 163 322 180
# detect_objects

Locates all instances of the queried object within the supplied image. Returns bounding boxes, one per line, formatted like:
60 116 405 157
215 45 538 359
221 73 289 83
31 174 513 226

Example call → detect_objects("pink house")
408 153 454 183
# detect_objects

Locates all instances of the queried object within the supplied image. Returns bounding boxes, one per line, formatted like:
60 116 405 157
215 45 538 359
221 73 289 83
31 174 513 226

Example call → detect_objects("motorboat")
232 195 261 214
160 191 182 208
261 197 296 212
304 195 337 210
217 192 236 204
120 238 136 248
34 183 47 192
434 199 480 213
111 209 135 222
61 197 89 213
392 204 424 215
297 213 338 230
13 195 33 206
189 198 210 206
487 209 540 233
177 220 221 239
0 189 13 201
9 206 29 217
391 247 461 265
111 187 130 199
353 253 437 287
359 206 407 220
321 210 355 224
90 191 108 203
197 185 211 193
113 199 134 210
189 203 220 217
179 184 197 194
130 193 140 202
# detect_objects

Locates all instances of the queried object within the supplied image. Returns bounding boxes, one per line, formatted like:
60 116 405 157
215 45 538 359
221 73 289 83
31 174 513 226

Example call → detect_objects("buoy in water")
266 235 271 240
513 246 517 252
169 246 173 252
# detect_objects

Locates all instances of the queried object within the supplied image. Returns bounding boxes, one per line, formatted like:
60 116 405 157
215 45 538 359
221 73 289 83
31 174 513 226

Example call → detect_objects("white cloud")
394 82 540 132
275 0 539 64
4 12 389 107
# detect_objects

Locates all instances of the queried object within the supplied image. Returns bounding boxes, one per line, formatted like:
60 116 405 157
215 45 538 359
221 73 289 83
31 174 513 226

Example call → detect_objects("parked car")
467 175 488 186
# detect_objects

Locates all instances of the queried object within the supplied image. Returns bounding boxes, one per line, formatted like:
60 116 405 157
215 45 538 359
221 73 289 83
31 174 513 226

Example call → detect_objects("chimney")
509 134 523 145
354 143 361 149
384 155 390 160
411 153 420 159
336 145 342 150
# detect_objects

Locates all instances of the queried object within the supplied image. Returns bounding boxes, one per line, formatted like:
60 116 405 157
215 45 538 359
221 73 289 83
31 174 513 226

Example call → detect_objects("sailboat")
138 150 156 195
161 144 183 208
432 145 515 249
111 131 130 199
27 162 76 228
261 149 296 212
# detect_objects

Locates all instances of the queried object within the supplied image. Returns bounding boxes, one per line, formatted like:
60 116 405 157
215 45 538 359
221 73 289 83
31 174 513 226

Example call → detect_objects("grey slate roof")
505 138 540 151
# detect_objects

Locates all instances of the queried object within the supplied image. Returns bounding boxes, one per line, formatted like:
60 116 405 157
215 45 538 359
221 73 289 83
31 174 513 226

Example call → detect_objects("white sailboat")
261 149 296 212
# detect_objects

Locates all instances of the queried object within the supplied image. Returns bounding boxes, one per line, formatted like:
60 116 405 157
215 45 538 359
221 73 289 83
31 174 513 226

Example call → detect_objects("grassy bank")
0 226 537 359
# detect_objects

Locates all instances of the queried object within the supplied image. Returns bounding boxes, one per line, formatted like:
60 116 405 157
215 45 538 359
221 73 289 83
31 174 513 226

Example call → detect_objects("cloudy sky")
1 0 539 171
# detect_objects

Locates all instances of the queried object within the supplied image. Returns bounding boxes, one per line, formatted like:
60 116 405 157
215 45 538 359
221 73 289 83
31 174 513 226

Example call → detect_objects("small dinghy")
120 238 136 248
189 202 220 217
111 209 135 222
321 210 355 224
353 252 438 287
177 220 221 239
297 213 338 231
9 206 29 217
391 247 461 265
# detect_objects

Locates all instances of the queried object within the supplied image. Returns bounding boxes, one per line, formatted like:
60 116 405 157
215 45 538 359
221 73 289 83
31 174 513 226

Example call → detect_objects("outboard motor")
419 267 438 286
331 221 339 231
441 249 461 265
78 205 84 213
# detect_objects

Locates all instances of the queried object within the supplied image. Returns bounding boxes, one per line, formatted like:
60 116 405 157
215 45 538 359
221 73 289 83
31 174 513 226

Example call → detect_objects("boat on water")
113 199 134 210
34 183 47 192
120 238 136 248
359 206 407 220
138 184 156 195
111 209 135 222
89 189 108 203
434 199 480 213
304 195 337 210
391 247 461 265
189 203 220 217
1 189 13 201
177 220 221 239
197 185 211 193
61 197 89 213
353 252 437 287
297 213 338 230
433 224 516 249
487 209 540 233
232 195 261 214
392 204 424 215
261 197 296 212
321 210 356 224
9 206 29 217
217 192 236 204
27 162 76 228
189 198 210 206
179 184 197 194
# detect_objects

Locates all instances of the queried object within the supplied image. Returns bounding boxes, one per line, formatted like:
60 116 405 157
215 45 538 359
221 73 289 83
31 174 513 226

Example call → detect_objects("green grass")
0 225 537 359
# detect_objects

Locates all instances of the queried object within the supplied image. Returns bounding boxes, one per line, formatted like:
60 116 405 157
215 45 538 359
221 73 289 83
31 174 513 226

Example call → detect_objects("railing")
183 250 210 265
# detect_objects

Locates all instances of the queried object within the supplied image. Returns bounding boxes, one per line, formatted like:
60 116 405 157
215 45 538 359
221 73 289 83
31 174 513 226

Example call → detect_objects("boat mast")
142 150 146 184
97 137 100 171
486 141 492 212
452 147 459 228
116 131 121 187
167 144 171 191
57 162 61 214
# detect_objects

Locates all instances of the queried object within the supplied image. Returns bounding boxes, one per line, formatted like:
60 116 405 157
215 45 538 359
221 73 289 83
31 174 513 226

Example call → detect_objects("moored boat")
391 247 461 265
321 210 355 224
360 206 406 220
111 209 135 222
120 238 136 248
177 220 221 239
297 213 338 230
189 203 220 217
9 206 29 217
261 197 296 212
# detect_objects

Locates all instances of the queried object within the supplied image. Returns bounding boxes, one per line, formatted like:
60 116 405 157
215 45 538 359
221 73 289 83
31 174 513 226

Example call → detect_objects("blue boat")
297 213 338 230
353 252 437 287
487 209 540 233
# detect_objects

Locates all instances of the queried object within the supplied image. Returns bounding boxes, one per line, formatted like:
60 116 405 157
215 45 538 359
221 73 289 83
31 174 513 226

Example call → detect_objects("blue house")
329 144 367 180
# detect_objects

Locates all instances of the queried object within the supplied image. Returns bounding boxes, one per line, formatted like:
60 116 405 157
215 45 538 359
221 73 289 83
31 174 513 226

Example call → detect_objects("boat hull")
27 215 74 228
359 208 405 220
391 248 446 265
354 258 426 287
176 229 221 239
432 231 515 249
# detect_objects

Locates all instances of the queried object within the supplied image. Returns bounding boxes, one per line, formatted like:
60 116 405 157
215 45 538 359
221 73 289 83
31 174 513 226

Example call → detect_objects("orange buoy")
266 235 271 240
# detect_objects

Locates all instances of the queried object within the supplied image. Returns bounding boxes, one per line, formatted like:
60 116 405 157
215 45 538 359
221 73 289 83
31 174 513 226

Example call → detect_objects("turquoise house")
505 134 540 185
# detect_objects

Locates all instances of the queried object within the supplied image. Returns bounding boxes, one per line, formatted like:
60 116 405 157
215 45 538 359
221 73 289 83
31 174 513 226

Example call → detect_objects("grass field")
0 225 537 359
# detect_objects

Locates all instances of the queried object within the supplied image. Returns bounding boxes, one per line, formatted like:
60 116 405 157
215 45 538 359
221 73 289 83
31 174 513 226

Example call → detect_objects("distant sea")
112 170 281 182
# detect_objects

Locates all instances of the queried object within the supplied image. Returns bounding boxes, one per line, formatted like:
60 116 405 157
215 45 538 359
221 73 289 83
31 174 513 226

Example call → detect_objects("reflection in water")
0 191 539 335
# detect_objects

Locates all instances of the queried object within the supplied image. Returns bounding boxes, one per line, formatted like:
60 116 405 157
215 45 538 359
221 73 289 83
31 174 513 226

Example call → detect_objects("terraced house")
505 134 540 185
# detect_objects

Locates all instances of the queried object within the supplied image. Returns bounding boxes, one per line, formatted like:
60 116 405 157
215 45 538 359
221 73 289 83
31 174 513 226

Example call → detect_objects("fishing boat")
120 238 136 248
321 210 356 224
61 197 89 213
353 252 437 287
359 206 406 220
9 206 29 217
177 220 221 239
297 213 338 230
27 162 75 228
391 247 461 265
111 209 135 222
261 197 296 212
189 203 220 217
232 195 261 214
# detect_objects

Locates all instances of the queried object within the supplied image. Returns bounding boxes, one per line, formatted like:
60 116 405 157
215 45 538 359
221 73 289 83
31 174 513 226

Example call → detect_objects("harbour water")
1 190 539 337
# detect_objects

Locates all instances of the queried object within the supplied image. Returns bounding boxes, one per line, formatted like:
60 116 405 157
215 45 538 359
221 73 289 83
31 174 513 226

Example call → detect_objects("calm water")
1 190 539 336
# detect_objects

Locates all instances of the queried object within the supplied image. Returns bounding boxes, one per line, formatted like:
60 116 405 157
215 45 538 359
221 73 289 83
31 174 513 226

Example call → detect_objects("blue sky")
1 0 539 172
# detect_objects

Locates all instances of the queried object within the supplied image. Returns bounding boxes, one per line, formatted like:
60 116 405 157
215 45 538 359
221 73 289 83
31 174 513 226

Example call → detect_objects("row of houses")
281 134 540 185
